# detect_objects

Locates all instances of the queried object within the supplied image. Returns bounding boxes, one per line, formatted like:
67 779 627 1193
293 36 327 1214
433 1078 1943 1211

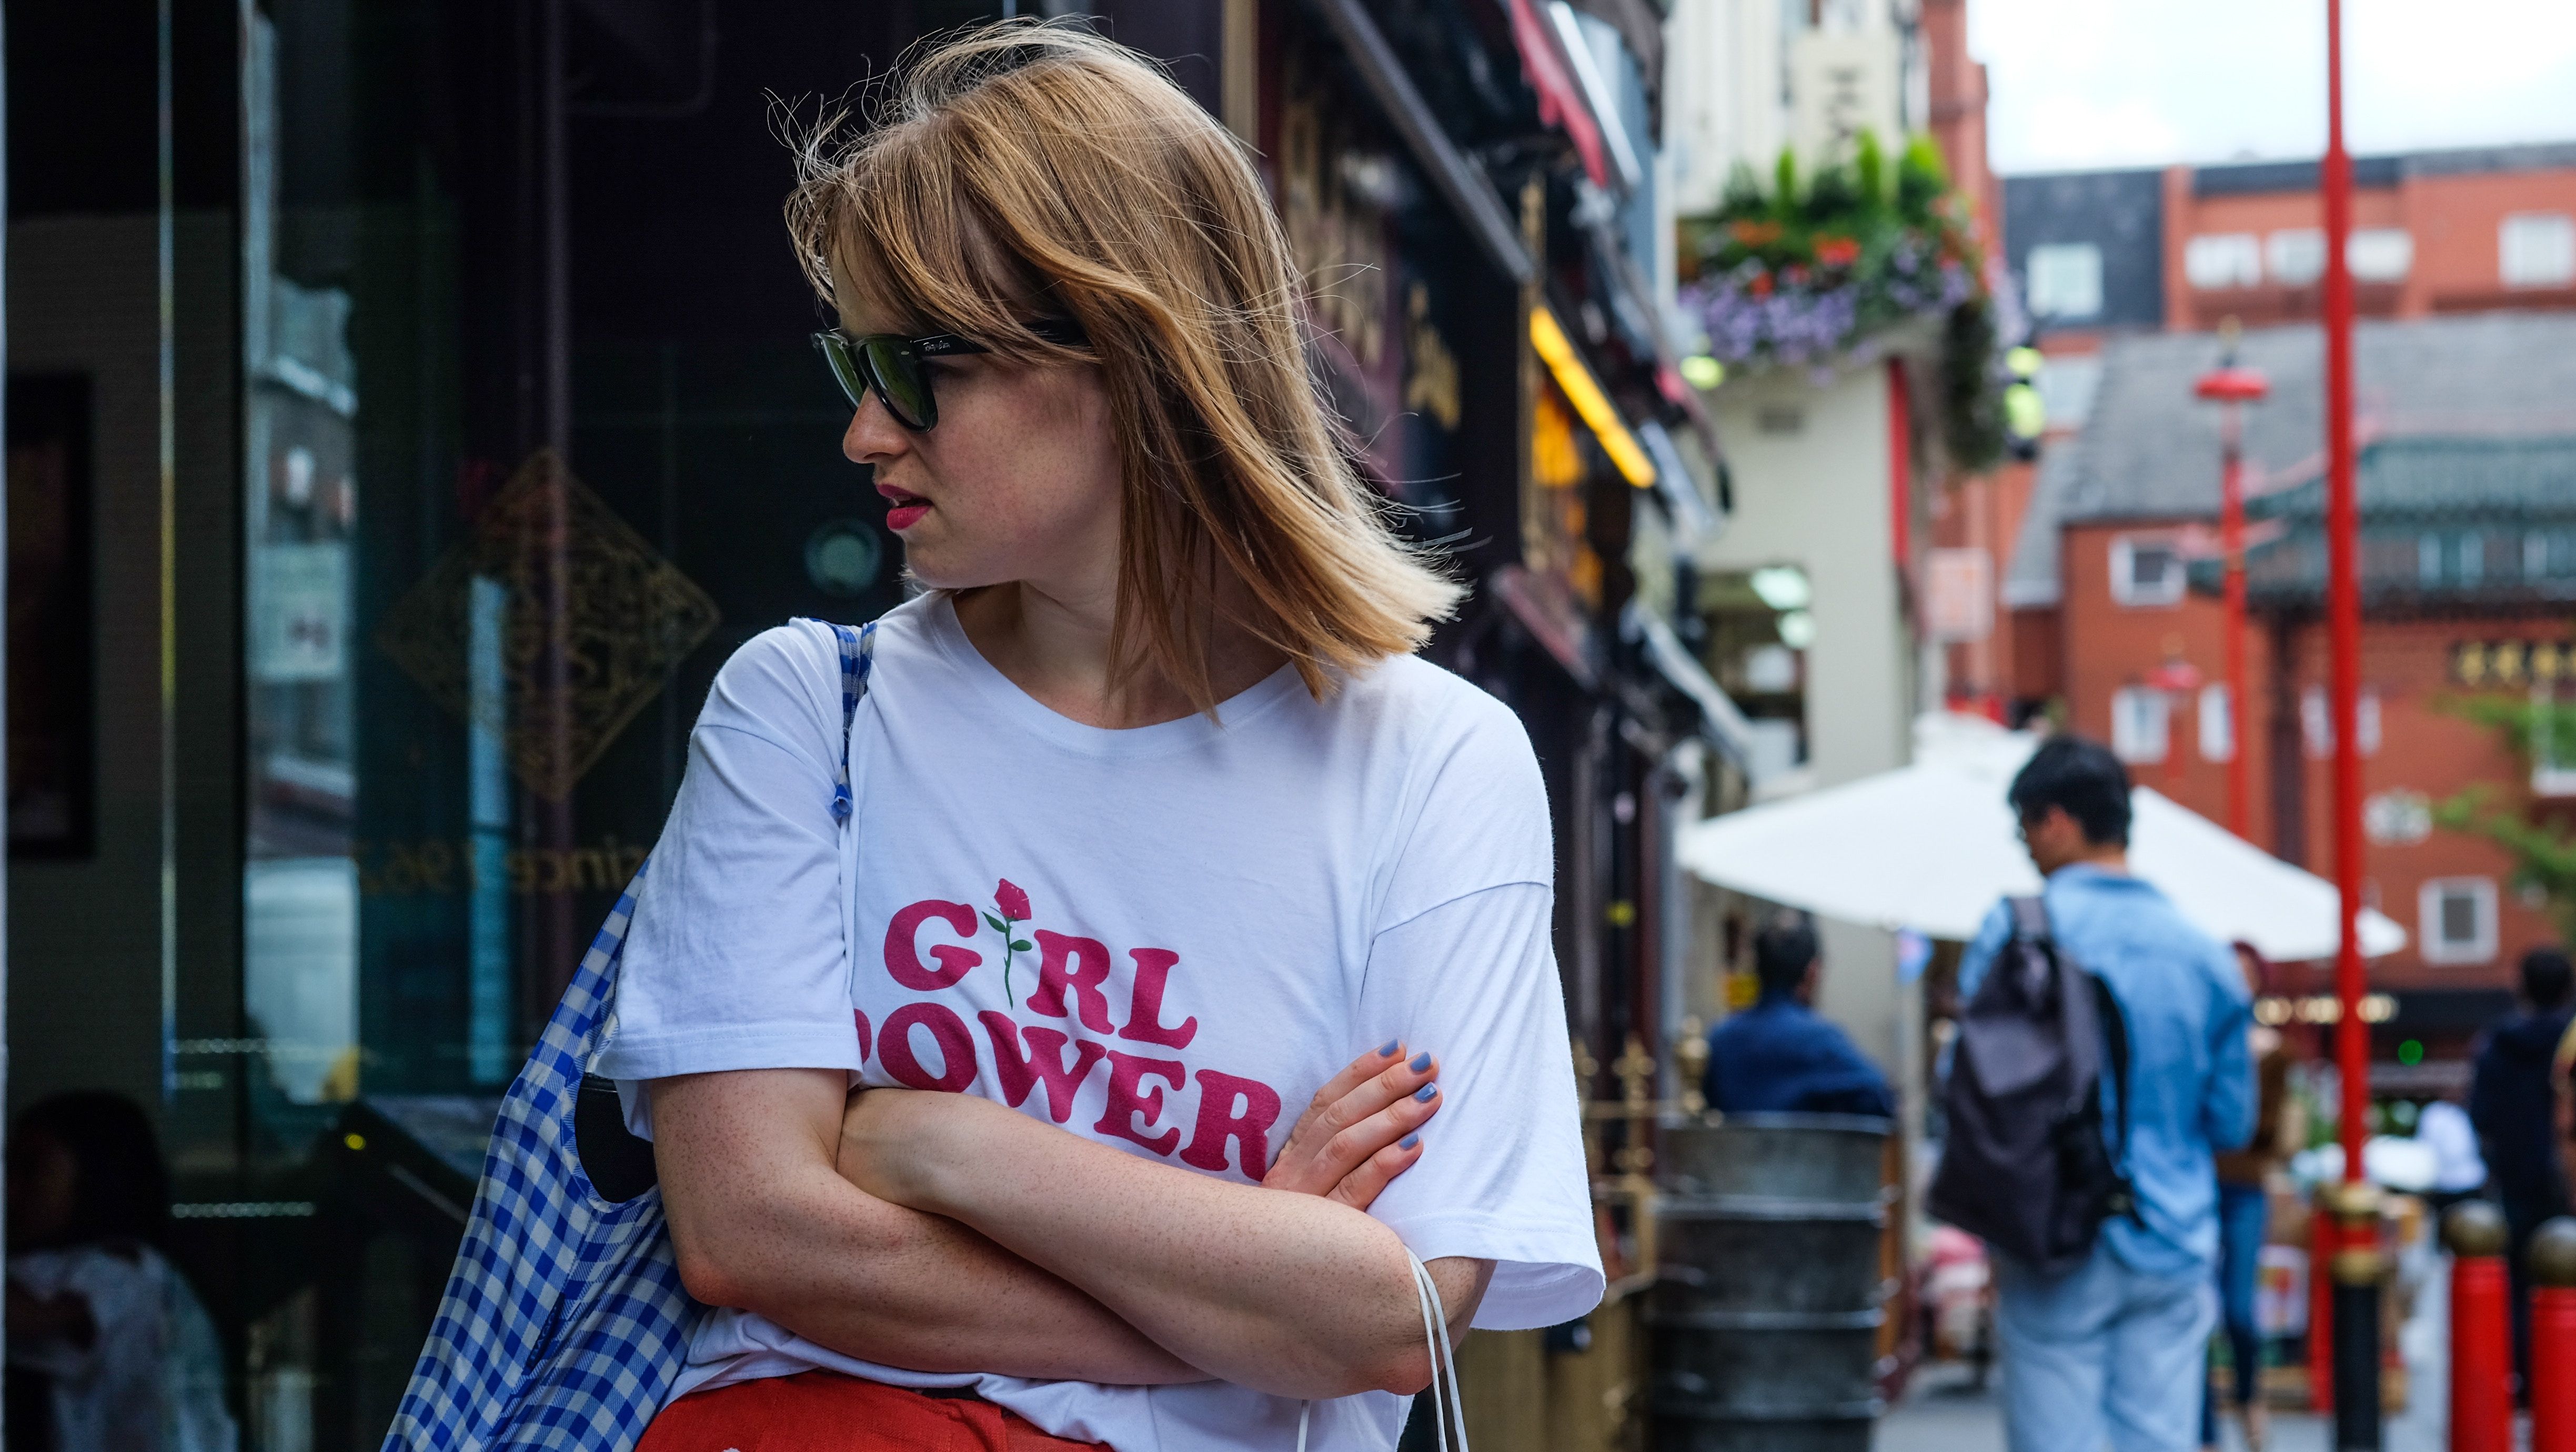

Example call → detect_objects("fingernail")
1409 1052 1432 1072
1415 1083 1437 1102
1400 1133 1421 1150
1378 1038 1401 1056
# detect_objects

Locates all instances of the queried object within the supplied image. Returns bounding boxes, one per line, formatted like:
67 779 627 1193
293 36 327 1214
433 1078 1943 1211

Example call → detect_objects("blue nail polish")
1415 1083 1437 1102
1400 1133 1421 1150
1409 1052 1432 1072
1378 1038 1401 1056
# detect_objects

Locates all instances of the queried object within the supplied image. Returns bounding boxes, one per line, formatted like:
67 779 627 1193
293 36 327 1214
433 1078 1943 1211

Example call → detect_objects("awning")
1505 0 1613 194
1637 420 1720 548
1624 599 1758 772
1678 713 2410 961
1543 2 1643 194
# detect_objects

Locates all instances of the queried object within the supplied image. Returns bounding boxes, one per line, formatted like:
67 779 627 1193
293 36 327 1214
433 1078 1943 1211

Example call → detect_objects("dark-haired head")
1754 916 1821 1002
2523 945 2574 1011
6 1092 170 1253
2009 736 2132 853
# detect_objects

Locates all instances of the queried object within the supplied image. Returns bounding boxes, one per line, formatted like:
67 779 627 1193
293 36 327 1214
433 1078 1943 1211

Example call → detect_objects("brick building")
1997 313 2576 1052
1939 143 2576 1052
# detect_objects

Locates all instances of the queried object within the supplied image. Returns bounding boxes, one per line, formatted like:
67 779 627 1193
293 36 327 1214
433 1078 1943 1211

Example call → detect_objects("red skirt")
637 1370 1110 1452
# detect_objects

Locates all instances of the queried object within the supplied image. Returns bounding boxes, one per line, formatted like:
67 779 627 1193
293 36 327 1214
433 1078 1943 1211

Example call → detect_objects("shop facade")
7 1 1729 1445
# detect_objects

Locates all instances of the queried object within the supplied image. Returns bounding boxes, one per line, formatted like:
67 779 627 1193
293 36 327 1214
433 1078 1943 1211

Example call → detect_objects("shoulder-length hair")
786 21 1461 709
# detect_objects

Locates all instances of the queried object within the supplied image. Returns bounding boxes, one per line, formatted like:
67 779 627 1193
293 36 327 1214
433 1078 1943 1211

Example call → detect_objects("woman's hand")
1263 1042 1443 1208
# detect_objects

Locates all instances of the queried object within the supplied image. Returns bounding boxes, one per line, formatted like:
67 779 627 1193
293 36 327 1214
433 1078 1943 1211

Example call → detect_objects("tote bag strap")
822 619 878 823
577 618 876 1191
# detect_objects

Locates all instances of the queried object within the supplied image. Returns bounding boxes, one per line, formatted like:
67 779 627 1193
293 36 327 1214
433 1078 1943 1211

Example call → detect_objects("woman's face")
839 296 1124 600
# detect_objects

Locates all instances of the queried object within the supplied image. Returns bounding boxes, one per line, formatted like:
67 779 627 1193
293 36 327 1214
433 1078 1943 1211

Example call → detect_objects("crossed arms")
649 1042 1489 1399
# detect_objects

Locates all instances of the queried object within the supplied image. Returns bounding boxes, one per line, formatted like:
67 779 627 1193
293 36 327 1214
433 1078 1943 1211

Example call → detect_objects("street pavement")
1875 1257 2456 1451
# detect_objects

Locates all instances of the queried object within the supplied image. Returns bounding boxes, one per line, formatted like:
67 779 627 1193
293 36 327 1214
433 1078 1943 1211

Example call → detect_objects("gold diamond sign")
377 448 720 799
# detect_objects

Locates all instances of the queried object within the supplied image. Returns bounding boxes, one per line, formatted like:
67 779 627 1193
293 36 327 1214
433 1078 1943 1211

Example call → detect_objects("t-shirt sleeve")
1354 879 1602 1332
592 623 862 1130
1374 688 1555 923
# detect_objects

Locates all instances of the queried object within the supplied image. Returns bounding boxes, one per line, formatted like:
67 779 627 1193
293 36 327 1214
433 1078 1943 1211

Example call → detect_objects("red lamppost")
2195 333 2269 840
2320 1 2381 1443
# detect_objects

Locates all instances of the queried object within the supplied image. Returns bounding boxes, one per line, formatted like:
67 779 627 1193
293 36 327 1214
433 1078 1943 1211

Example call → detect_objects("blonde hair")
786 21 1461 707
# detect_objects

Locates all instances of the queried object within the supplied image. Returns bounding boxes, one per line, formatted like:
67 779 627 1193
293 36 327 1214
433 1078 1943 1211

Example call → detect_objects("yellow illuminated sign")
1528 306 1656 488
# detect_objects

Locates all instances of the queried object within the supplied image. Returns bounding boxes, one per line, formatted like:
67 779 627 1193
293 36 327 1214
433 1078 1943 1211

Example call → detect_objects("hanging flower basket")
1679 133 2017 470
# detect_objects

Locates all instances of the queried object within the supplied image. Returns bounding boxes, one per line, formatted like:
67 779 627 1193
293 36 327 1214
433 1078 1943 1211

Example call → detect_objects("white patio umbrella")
1679 713 2407 960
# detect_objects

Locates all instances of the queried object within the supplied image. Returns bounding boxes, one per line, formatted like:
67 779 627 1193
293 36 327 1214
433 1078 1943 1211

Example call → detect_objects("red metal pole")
2536 1221 2576 1452
2321 0 2368 1187
2221 408 2251 839
2539 1289 2576 1452
2445 1205 2512 1452
1887 359 1911 576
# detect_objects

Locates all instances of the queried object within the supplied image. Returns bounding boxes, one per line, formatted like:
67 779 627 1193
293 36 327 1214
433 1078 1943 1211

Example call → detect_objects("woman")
592 22 1601 1451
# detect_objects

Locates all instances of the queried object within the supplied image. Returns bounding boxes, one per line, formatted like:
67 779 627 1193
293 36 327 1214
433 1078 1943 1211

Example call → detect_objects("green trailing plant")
2432 693 2576 942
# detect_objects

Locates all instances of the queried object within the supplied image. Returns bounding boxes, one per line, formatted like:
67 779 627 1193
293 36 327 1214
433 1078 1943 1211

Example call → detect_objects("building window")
2266 229 2325 286
2185 233 2262 290
2500 213 2576 288
2302 684 2383 758
2349 227 2413 282
2026 243 2105 319
2420 532 2444 586
2111 686 2170 764
2198 683 2233 762
2036 355 2103 430
2108 536 2186 607
2419 877 2500 965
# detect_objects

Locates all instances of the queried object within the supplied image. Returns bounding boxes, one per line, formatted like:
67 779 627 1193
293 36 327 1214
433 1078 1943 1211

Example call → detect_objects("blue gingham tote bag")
386 620 876 1450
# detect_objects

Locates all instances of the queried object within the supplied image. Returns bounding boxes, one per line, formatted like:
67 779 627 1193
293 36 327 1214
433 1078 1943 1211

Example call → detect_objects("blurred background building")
1997 146 2576 1084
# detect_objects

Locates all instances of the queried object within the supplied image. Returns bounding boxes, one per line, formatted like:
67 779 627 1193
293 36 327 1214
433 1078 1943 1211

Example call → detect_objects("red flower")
995 879 1031 922
1748 271 1775 299
1814 236 1860 267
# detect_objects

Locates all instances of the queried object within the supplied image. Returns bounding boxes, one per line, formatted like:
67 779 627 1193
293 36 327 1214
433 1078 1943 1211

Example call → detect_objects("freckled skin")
839 300 1125 612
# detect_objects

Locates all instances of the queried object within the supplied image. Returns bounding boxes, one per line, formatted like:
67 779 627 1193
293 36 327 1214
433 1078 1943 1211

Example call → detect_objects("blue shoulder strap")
823 620 877 822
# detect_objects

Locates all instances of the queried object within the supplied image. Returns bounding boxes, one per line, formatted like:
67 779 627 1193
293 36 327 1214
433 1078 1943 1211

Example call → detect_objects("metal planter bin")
1651 1113 1895 1452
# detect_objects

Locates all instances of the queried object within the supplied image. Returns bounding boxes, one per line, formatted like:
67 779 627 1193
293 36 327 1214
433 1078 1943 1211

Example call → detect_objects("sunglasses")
812 318 1089 431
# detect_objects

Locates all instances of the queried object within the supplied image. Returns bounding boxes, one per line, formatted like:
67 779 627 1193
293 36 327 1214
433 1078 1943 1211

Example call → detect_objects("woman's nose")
842 391 909 466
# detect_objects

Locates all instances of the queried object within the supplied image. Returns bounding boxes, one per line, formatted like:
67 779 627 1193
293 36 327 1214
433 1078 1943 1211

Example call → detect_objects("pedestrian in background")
5 1092 237 1452
1958 737 2255 1452
2414 1082 2486 1218
2468 944 2574 1400
2201 942 2294 1452
1702 915 1896 1119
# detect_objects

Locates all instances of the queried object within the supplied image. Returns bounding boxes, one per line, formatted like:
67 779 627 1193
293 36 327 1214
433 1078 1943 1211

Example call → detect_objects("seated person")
1703 917 1896 1118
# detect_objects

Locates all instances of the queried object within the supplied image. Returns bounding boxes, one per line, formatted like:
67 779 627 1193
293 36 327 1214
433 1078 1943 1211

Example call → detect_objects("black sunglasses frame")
812 318 1089 431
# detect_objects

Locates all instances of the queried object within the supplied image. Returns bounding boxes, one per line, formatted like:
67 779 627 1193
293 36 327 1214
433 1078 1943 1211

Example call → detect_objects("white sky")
1970 0 2576 175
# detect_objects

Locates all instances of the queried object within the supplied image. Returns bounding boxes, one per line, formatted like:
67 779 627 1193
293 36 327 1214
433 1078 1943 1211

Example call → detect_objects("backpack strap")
2007 894 2050 943
2089 973 2145 1225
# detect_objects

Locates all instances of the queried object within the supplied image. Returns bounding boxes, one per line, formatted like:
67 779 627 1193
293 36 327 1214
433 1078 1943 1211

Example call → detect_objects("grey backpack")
1927 896 2138 1276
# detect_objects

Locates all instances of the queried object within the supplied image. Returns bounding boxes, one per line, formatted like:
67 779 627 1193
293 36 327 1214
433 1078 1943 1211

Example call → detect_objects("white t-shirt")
594 594 1602 1451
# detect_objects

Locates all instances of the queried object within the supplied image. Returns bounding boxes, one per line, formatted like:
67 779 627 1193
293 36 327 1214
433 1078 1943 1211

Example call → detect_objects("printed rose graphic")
983 879 1035 1006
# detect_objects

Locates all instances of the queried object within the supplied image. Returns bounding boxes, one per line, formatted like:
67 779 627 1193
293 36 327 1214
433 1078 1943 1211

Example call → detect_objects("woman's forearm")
843 1090 1489 1399
650 1070 1203 1385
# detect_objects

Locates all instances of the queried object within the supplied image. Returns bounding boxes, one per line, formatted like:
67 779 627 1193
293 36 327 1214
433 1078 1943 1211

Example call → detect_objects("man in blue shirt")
1956 737 2255 1452
1704 916 1895 1118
